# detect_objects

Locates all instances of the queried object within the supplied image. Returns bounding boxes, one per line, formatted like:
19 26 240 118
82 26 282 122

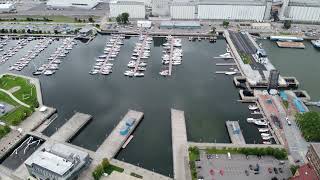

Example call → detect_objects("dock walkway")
51 112 92 142
168 38 174 76
225 121 246 145
171 109 191 180
95 110 144 160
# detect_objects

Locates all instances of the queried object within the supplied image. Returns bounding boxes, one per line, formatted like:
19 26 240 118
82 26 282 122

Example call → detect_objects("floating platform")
225 121 246 145
51 112 92 142
276 41 305 49
216 63 237 66
95 110 143 159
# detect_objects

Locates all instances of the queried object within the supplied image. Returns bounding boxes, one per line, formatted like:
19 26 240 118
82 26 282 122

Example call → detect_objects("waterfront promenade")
171 109 191 180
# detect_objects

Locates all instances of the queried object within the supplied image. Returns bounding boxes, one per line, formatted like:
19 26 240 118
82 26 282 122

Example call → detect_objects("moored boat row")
0 38 29 64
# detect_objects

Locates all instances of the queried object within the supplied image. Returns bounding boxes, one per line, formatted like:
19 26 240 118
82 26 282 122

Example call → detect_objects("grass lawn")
104 164 124 175
0 91 19 106
240 53 252 64
1 106 33 125
0 74 39 108
0 125 11 139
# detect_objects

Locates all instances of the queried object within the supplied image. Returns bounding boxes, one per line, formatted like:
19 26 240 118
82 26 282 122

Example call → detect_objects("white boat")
124 71 134 76
254 119 268 126
261 133 271 137
131 56 138 60
247 118 256 123
248 105 259 111
263 141 272 145
225 71 236 75
159 70 169 76
258 128 269 132
262 136 272 140
44 70 55 76
134 72 144 77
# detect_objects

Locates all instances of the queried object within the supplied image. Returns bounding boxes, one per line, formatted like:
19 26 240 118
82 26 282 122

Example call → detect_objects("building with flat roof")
46 0 100 9
152 0 171 16
25 143 90 180
0 3 16 13
170 2 196 19
109 1 146 19
306 143 320 178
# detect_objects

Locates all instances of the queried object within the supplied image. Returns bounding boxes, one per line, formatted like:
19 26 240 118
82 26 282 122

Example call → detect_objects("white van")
227 152 231 160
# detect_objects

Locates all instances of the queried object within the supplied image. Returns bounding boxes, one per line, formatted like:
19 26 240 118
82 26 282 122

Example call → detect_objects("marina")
160 36 183 76
0 38 29 64
225 121 246 145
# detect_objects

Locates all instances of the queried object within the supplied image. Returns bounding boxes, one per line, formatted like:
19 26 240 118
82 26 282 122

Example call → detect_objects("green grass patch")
130 172 143 179
205 147 288 160
189 147 200 180
296 111 320 141
0 74 39 108
1 106 34 126
0 91 19 106
92 159 124 180
290 165 299 175
0 125 11 139
240 53 252 64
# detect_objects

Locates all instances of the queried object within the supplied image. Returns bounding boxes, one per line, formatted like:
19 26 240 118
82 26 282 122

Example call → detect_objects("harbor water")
0 35 263 175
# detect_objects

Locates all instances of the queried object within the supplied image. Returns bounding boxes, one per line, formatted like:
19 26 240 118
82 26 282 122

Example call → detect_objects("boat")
225 71 236 75
248 105 259 111
246 118 256 123
261 133 271 137
254 119 268 126
263 141 272 145
311 39 320 48
134 72 144 77
258 128 269 132
32 71 42 76
159 70 169 76
262 136 273 140
44 70 55 76
124 71 134 76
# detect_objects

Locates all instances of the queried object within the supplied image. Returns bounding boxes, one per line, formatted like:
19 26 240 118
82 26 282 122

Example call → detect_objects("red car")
219 169 224 176
210 169 215 175
268 167 273 173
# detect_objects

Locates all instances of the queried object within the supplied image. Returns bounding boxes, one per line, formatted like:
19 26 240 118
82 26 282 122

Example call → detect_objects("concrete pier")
51 112 92 142
171 109 191 180
225 121 246 145
95 110 144 160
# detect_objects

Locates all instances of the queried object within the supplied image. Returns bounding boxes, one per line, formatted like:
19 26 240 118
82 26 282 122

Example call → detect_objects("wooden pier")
225 121 246 145
171 109 191 180
51 112 92 142
168 38 174 76
95 110 144 159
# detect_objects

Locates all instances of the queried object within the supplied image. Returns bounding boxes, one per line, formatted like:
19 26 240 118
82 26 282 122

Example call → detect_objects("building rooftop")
198 0 266 5
25 143 89 176
0 3 14 9
289 0 320 6
110 1 145 5
291 164 318 180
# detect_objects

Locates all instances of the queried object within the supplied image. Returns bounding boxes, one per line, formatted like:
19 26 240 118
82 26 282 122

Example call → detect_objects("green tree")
12 29 17 33
88 16 95 23
21 29 26 34
223 20 229 27
116 15 121 24
283 20 292 29
296 111 320 141
121 12 129 24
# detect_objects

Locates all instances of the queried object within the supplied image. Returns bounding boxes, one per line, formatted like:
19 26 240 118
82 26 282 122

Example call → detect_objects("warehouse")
110 1 146 19
170 2 196 19
0 3 16 13
284 0 320 22
152 0 170 16
46 0 100 9
197 0 267 21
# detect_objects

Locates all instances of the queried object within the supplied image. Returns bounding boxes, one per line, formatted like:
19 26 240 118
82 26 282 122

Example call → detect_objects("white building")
197 0 267 21
25 143 90 180
152 0 171 16
46 0 100 9
0 3 15 13
284 0 320 22
170 2 196 19
110 1 146 19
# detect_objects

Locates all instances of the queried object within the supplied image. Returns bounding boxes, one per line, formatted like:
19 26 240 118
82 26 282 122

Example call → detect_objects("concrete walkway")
0 88 30 108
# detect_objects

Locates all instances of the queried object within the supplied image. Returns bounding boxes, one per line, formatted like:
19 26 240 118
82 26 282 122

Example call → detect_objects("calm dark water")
260 40 320 112
0 35 262 175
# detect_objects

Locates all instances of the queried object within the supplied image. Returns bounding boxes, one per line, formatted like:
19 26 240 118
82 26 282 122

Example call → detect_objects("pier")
95 110 144 160
133 34 149 75
225 121 246 145
216 63 237 66
171 109 191 180
168 38 174 76
51 112 92 142
276 41 305 49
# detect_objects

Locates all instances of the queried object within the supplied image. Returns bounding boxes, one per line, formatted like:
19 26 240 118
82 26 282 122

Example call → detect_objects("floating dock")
276 41 305 49
225 121 246 145
51 112 92 142
168 38 174 76
216 63 237 66
95 110 144 159
171 109 191 180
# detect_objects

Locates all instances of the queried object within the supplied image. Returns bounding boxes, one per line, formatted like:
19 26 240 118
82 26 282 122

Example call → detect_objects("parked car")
274 167 278 174
268 167 273 173
279 167 283 173
249 164 253 170
245 170 249 176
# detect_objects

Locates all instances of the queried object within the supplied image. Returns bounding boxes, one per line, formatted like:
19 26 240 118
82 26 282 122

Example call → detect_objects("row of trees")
0 17 52 22
92 158 110 180
296 111 320 141
0 28 55 34
74 17 95 23
116 13 129 24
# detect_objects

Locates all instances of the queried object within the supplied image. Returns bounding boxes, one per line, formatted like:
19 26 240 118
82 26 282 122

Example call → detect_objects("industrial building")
0 3 16 13
152 0 170 16
25 143 90 180
46 0 100 9
197 0 270 21
109 1 146 19
170 2 196 19
283 0 320 22
306 143 320 178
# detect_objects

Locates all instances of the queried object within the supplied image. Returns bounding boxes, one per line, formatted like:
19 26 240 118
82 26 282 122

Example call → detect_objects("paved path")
171 109 191 180
0 88 30 108
188 142 284 149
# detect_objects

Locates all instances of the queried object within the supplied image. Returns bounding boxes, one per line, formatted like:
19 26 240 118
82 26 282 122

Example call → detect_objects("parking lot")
196 151 292 180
